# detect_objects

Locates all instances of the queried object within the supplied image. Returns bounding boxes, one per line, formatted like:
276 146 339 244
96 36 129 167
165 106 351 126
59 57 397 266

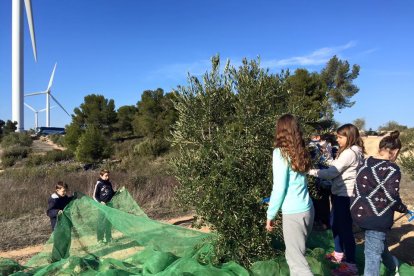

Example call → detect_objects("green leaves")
171 56 281 266
171 55 360 266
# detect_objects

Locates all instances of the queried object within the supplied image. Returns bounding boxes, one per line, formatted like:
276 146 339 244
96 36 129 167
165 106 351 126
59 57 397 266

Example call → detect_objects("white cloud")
149 59 212 81
150 41 359 81
262 41 357 68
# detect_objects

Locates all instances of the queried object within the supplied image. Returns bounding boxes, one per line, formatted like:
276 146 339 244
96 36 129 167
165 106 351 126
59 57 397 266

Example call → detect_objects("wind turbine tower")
25 63 71 127
12 0 37 132
24 103 55 129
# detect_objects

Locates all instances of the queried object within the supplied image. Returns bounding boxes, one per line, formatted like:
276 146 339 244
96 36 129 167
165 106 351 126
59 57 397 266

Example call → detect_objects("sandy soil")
31 137 65 154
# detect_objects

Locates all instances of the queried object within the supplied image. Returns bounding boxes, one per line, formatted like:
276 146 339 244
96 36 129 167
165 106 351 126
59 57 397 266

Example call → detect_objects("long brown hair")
336 124 365 156
274 114 310 173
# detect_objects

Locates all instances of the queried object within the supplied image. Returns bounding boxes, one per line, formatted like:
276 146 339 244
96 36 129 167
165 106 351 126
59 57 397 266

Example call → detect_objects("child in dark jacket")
351 131 412 276
47 182 74 230
93 169 115 243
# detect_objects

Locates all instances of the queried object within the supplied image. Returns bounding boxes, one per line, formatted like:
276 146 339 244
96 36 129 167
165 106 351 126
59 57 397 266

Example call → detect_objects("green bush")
1 145 30 167
134 138 170 157
49 134 65 146
171 56 359 266
44 150 74 163
75 126 112 163
400 128 414 180
1 132 33 148
26 155 45 166
1 156 17 167
171 57 286 266
2 146 30 159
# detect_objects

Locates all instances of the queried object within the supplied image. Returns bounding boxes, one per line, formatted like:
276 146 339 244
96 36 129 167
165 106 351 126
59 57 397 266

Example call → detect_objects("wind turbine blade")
24 102 37 112
39 105 56 112
47 63 57 91
50 94 71 117
25 91 47 97
24 0 37 62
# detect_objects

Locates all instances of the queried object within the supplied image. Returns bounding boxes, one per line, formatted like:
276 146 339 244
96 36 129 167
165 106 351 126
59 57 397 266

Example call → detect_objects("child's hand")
101 202 106 205
58 210 63 215
266 220 274 232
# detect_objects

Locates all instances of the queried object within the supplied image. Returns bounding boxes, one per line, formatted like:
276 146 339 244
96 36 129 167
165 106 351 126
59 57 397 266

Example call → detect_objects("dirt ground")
0 136 413 266
0 214 204 264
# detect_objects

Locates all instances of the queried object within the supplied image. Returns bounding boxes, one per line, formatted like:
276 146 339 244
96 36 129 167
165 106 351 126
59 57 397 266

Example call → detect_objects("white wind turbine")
24 103 55 129
25 63 71 127
12 0 38 132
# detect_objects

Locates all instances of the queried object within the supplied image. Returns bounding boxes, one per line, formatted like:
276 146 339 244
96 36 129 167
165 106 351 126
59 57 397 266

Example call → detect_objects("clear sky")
1 0 413 130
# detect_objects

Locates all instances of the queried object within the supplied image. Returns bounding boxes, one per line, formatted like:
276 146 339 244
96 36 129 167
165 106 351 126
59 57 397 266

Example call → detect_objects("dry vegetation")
0 138 187 254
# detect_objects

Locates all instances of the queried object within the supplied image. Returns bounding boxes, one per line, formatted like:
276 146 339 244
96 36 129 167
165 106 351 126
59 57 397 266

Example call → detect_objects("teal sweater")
267 148 313 220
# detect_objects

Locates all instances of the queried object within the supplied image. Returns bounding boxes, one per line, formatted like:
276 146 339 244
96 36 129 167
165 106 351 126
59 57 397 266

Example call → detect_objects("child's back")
352 157 407 231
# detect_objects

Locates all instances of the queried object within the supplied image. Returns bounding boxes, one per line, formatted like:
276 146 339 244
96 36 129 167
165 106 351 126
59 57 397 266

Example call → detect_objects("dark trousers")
331 195 356 263
97 207 112 242
313 188 331 227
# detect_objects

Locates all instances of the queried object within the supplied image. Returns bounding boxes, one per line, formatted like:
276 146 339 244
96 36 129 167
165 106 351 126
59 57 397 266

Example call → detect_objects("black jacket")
351 157 407 232
93 179 115 203
46 193 74 230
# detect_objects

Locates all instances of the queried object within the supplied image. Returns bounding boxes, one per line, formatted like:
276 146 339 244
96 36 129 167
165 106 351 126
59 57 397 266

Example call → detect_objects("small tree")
320 55 360 118
378 121 408 132
72 94 118 134
400 128 414 180
0 120 18 137
75 126 112 163
115 105 137 135
171 56 360 266
63 123 83 153
353 118 366 132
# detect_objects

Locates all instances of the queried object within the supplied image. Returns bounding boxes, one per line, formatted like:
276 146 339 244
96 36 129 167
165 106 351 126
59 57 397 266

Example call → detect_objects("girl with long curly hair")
266 114 314 276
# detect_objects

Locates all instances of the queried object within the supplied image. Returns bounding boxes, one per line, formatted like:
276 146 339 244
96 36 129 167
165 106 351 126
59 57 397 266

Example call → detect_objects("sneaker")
325 251 345 264
392 256 400 276
331 262 358 276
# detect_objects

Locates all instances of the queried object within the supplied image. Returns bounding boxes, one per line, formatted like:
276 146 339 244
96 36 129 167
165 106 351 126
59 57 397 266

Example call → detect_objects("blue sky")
1 0 413 130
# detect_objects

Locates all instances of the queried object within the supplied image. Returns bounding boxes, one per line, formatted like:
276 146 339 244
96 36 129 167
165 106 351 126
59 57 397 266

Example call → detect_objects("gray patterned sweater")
351 157 407 232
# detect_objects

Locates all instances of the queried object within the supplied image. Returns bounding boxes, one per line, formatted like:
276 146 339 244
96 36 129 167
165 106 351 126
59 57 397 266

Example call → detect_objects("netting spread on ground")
1 190 414 275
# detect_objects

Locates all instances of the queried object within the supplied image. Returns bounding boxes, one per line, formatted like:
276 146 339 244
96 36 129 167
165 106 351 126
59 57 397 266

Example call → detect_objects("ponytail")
379 131 401 150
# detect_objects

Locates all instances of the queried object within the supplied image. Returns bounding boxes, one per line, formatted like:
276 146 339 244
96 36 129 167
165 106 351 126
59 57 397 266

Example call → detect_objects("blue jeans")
331 195 356 263
364 230 397 276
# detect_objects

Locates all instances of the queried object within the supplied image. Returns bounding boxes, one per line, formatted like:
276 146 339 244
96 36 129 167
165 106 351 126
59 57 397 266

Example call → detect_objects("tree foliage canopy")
132 88 177 139
320 55 360 113
72 94 118 132
353 118 366 132
171 55 360 266
378 121 408 132
64 94 116 162
0 120 18 138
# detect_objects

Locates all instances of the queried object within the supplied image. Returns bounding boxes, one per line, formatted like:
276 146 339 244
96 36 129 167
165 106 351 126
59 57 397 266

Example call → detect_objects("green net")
1 189 413 275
